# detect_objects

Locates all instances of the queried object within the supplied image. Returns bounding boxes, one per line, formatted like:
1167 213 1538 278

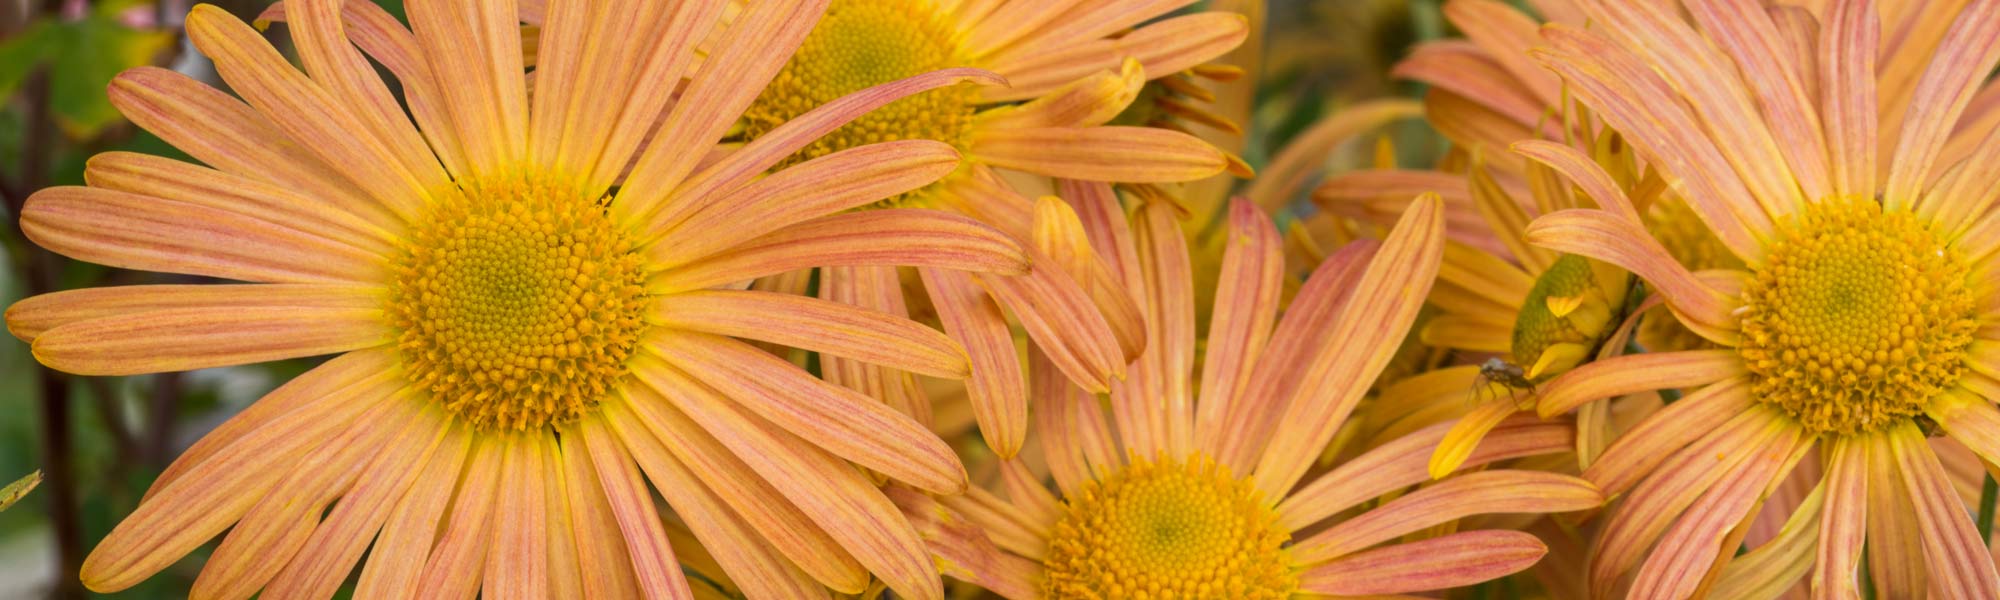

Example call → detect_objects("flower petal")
1427 397 1526 480
285 0 449 195
405 0 528 170
644 332 967 494
482 435 550 600
32 301 386 377
1811 435 1870 600
1194 200 1283 452
1129 201 1198 457
85 152 398 256
1512 140 1643 223
885 486 1044 600
1033 343 1123 497
1526 210 1741 348
1392 40 1543 128
650 209 1028 294
1444 0 1563 105
1710 477 1826 600
1889 423 2000 596
1682 0 1834 203
1298 530 1547 596
1245 99 1419 211
972 126 1229 182
1582 377 1754 497
574 417 695 600
1627 425 1805 600
920 267 1028 458
653 289 967 379
1290 470 1601 565
1276 416 1576 533
1821 0 1880 198
552 428 644 599
412 436 503 599
979 254 1127 394
5 283 379 344
816 266 934 424
976 59 1144 131
352 419 471 599
22 186 389 285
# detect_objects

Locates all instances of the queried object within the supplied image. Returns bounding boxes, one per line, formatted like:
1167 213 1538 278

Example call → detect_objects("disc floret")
1042 455 1296 599
1511 254 1624 380
1737 197 1977 435
388 173 651 430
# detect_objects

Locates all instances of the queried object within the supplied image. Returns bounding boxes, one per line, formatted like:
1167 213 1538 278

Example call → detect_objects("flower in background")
1524 0 2000 594
3 1 1033 597
891 191 1603 597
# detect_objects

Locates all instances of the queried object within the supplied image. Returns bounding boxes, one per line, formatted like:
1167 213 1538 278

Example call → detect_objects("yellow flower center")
1511 254 1620 380
742 0 975 203
1737 197 1977 435
387 173 651 431
1639 195 1744 352
1042 456 1296 599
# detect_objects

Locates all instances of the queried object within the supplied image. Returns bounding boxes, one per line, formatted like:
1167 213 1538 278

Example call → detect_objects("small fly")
1472 357 1538 409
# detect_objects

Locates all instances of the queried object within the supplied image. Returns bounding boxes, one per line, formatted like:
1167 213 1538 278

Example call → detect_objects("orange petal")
1298 530 1547 595
1129 201 1198 457
979 253 1126 394
982 13 1245 103
1904 0 2000 214
884 486 1044 600
1813 435 1870 600
977 59 1143 131
1194 200 1283 453
1034 194 1147 363
1032 342 1122 497
1820 0 1880 198
22 186 389 285
1426 397 1524 480
482 435 550 600
185 6 424 220
353 420 471 599
79 367 402 593
1250 194 1444 498
32 300 387 377
1511 140 1643 223
626 362 942 600
653 289 968 379
1444 0 1563 105
85 151 398 256
532 1 723 193
5 283 378 343
920 267 1028 458
972 126 1228 183
574 417 695 599
647 140 963 267
1684 0 1833 203
1888 423 2000 595
651 209 1028 293
1583 377 1754 497
603 401 832 599
1274 414 1576 534
1535 349 1745 418
1244 100 1419 212
105 66 392 227
1290 470 1601 565
1392 40 1543 128
284 0 448 195
552 428 644 599
936 487 1051 560
961 0 1069 58
405 0 528 170
540 436 584 600
1469 160 1555 274
1710 476 1826 600
816 265 933 424
614 378 866 592
645 332 968 495
1627 425 1806 600
1526 209 1742 347
412 436 504 599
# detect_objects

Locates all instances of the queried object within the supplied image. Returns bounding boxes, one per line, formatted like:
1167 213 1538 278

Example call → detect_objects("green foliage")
0 5 174 140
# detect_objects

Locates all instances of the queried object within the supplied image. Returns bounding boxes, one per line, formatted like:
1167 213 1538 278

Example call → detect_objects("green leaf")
0 21 56 100
45 16 176 139
0 470 40 512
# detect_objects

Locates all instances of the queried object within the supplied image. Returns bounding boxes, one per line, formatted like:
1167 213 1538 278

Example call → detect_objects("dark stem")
144 372 182 467
83 378 137 470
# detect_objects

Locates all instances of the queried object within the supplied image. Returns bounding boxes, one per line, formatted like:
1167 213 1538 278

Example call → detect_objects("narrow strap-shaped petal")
85 151 398 256
644 332 968 495
262 405 453 599
1684 0 1833 202
105 67 390 228
1896 0 2000 211
33 301 386 377
1276 416 1574 532
1710 478 1825 600
999 458 1061 530
988 0 1195 62
406 0 528 170
1444 0 1563 105
1469 161 1554 275
1534 25 1771 260
1628 426 1805 600
1426 397 1524 480
78 367 401 592
553 427 644 599
1195 200 1282 450
884 486 1045 600
816 266 933 424
1929 389 2000 469
628 363 942 600
937 487 1051 560
413 436 503 599
1527 210 1742 349
617 378 867 593
1535 350 1745 418
483 435 550 600
1821 0 1880 198
545 1 723 193
653 289 968 379
1298 530 1548 596
287 0 448 194
1392 41 1544 128
186 6 425 220
191 396 405 599
541 437 584 600
575 417 695 600
1864 426 1928 597
1582 377 1754 497
1290 470 1601 565
921 268 1028 458
1246 100 1419 212
1032 196 1147 370
352 420 470 599
959 0 1069 57
1131 201 1197 457
972 126 1229 182
1213 241 1376 474
6 283 380 343
978 253 1127 394
1888 423 2000 596
1814 435 1870 600
976 59 1143 132
1512 140 1643 223
615 0 839 227
22 186 389 285
603 401 832 599
985 11 1247 104
647 140 962 267
1251 194 1444 498
1033 342 1123 497
649 209 1028 294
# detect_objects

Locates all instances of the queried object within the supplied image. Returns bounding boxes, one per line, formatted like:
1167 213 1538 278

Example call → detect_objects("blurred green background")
0 0 1452 597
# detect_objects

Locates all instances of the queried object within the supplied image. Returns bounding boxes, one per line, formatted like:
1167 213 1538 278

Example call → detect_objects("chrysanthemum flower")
3 2 1036 598
1521 0 2000 594
889 191 1605 597
716 0 1257 460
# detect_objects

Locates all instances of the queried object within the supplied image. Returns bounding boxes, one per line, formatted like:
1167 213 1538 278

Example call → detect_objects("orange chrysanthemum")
890 191 1605 597
2 1 1040 598
1521 0 2000 595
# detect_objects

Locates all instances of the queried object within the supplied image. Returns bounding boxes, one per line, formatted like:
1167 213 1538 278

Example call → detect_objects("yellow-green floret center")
1511 254 1621 380
1639 195 1745 352
743 0 976 192
1738 197 1977 435
1042 456 1296 599
388 174 651 431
